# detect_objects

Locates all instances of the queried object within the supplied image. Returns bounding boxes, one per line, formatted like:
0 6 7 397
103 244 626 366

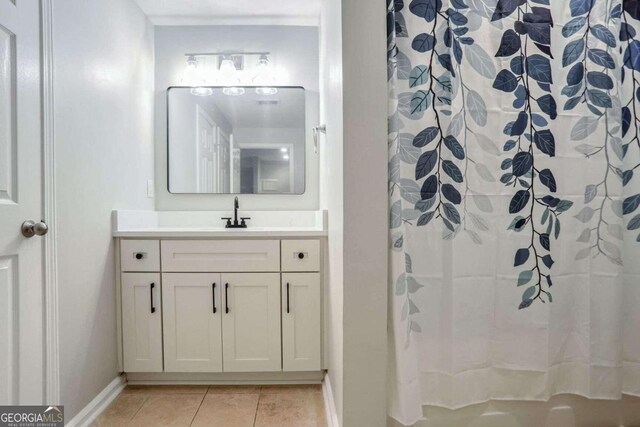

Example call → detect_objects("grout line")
125 394 150 426
252 386 263 427
188 392 207 427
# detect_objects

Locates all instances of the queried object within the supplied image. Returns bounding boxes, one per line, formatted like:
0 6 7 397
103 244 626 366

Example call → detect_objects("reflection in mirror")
167 86 305 194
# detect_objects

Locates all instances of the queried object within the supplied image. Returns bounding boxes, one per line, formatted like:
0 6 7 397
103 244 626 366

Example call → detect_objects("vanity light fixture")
182 51 280 96
181 56 213 96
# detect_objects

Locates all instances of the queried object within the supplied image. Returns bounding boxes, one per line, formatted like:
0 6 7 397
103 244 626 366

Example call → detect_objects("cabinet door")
222 273 281 372
122 273 162 372
162 273 222 372
282 273 321 371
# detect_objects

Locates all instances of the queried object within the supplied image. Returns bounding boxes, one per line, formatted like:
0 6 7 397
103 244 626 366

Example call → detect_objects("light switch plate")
147 180 155 198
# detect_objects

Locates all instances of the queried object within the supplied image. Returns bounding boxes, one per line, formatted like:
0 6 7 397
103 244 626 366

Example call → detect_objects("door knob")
21 220 49 238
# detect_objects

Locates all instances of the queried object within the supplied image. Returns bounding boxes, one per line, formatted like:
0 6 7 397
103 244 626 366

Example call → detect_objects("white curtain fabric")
388 0 640 425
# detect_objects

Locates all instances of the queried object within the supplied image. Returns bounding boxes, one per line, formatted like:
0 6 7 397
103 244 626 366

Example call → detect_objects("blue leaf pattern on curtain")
389 0 640 423
491 0 568 309
390 0 640 313
622 0 640 239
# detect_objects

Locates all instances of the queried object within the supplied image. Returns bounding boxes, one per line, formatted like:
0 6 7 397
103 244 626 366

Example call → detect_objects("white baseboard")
322 373 340 427
66 375 126 427
125 371 323 384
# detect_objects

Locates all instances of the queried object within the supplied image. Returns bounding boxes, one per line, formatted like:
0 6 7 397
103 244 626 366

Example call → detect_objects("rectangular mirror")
167 86 306 194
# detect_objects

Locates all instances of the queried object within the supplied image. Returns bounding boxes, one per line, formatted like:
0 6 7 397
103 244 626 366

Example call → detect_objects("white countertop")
113 227 327 238
112 210 328 238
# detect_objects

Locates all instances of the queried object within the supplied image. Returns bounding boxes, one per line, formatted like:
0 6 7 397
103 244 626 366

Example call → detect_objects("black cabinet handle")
286 282 290 313
212 283 217 314
135 253 144 260
298 252 305 260
225 283 230 314
150 282 156 314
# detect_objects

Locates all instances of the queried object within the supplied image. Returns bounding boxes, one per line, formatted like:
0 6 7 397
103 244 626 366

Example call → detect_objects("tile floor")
91 384 327 427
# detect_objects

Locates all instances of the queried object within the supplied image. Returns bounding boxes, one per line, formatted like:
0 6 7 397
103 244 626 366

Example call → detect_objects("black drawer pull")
135 253 144 260
225 283 230 314
212 283 217 314
150 282 156 314
286 282 290 313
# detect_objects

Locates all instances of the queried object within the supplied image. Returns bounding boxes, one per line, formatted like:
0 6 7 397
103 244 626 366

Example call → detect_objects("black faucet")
222 197 250 228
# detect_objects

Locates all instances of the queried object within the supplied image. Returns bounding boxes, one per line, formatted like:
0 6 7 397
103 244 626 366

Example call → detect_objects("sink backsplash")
112 210 327 231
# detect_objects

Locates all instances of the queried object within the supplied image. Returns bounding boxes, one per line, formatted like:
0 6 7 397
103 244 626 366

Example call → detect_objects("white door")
282 273 321 371
0 0 44 405
162 273 222 372
222 273 281 372
122 273 163 372
196 105 216 193
218 128 231 192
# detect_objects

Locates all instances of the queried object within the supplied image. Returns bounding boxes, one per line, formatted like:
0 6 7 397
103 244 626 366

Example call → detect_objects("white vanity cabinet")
117 238 323 377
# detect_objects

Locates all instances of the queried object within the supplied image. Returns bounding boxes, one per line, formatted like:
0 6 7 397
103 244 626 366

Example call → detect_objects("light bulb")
283 154 290 160
256 87 278 95
181 57 201 85
222 86 245 96
280 147 288 152
251 55 275 86
191 87 214 96
220 58 236 74
217 57 243 95
186 57 198 70
181 56 212 96
218 57 241 86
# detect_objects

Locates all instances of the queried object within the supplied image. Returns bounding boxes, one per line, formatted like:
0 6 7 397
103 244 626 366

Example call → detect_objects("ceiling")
133 0 321 21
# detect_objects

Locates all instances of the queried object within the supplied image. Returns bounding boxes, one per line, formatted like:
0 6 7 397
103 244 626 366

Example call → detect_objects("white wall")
154 25 319 210
320 0 345 423
52 0 155 419
320 0 388 425
340 0 388 425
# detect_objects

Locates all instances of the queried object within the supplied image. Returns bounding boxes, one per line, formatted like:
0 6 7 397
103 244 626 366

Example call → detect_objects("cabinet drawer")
121 240 160 272
161 240 280 272
281 240 320 272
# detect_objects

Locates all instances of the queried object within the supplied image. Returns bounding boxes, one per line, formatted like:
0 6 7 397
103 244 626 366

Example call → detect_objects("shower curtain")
388 0 640 424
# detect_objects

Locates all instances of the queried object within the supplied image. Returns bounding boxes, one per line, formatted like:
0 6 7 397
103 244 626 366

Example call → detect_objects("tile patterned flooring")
91 384 327 427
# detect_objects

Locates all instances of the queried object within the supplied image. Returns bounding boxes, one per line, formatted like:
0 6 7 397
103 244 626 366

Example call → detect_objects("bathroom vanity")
114 74 325 383
113 210 327 383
